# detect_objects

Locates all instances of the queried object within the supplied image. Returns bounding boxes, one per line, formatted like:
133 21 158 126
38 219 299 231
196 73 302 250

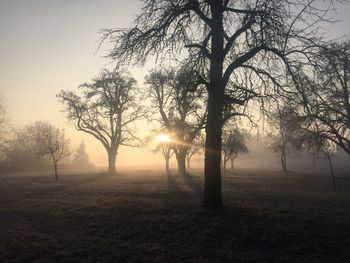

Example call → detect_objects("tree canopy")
145 67 207 176
222 126 249 170
294 41 350 156
102 0 346 208
58 69 146 175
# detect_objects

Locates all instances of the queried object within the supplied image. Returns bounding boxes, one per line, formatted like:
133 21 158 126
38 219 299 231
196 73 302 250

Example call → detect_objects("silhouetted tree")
295 41 350 156
72 141 94 170
157 142 174 172
0 128 50 172
26 121 70 180
145 68 206 176
0 98 10 165
0 97 8 145
186 133 204 169
146 129 175 172
222 127 248 170
155 139 174 172
58 69 146 175
266 103 303 172
102 0 342 208
303 131 337 191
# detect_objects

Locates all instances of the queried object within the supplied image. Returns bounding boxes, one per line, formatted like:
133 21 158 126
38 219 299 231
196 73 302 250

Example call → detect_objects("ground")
0 169 349 262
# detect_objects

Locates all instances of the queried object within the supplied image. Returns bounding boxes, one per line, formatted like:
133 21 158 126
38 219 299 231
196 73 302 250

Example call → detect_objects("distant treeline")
0 124 94 173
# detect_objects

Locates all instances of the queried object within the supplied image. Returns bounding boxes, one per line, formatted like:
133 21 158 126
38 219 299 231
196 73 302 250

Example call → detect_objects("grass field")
0 169 349 262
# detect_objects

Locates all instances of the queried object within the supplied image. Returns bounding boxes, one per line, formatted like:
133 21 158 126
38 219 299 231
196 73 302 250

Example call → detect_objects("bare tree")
102 0 343 208
145 67 206 176
156 142 174 172
295 41 350 156
303 131 337 191
146 129 175 172
27 121 70 180
186 133 204 169
0 98 12 164
266 103 304 172
222 127 248 170
0 97 8 143
155 139 174 172
0 128 50 172
57 69 146 175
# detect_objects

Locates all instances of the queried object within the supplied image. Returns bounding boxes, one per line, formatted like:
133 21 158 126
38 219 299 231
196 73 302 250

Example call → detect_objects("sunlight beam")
155 134 170 143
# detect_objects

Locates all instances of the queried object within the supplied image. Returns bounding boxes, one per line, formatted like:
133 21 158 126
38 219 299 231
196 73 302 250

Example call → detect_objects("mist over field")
1 0 350 262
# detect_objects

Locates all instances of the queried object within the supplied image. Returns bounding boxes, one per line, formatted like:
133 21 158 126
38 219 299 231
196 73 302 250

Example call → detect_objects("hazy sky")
0 0 349 168
0 0 151 168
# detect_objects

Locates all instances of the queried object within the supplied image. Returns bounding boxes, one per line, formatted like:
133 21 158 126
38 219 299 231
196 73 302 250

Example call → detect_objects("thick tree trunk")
204 94 223 208
108 150 117 176
230 158 234 169
176 150 187 176
203 1 224 209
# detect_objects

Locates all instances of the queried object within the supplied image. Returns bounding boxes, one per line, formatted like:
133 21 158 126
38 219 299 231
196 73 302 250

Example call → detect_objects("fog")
1 1 350 263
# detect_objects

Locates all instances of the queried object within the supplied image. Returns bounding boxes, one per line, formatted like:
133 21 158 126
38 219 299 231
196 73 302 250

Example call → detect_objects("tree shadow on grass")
165 171 205 210
183 172 203 197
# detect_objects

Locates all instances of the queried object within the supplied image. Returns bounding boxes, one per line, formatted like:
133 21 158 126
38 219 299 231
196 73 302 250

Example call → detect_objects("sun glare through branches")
155 134 170 143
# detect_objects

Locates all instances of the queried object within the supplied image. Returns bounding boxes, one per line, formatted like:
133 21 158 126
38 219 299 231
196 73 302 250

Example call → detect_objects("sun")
155 134 170 143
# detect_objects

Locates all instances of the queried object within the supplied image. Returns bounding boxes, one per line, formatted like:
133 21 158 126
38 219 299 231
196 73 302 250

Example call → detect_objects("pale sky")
0 0 155 168
0 0 349 168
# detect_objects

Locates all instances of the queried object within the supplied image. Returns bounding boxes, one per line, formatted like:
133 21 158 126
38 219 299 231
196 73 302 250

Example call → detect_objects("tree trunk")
165 157 170 172
108 150 117 176
176 150 187 176
203 1 224 209
281 149 287 172
186 157 191 169
327 153 336 192
204 94 223 208
230 158 234 169
54 160 58 181
51 154 58 181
